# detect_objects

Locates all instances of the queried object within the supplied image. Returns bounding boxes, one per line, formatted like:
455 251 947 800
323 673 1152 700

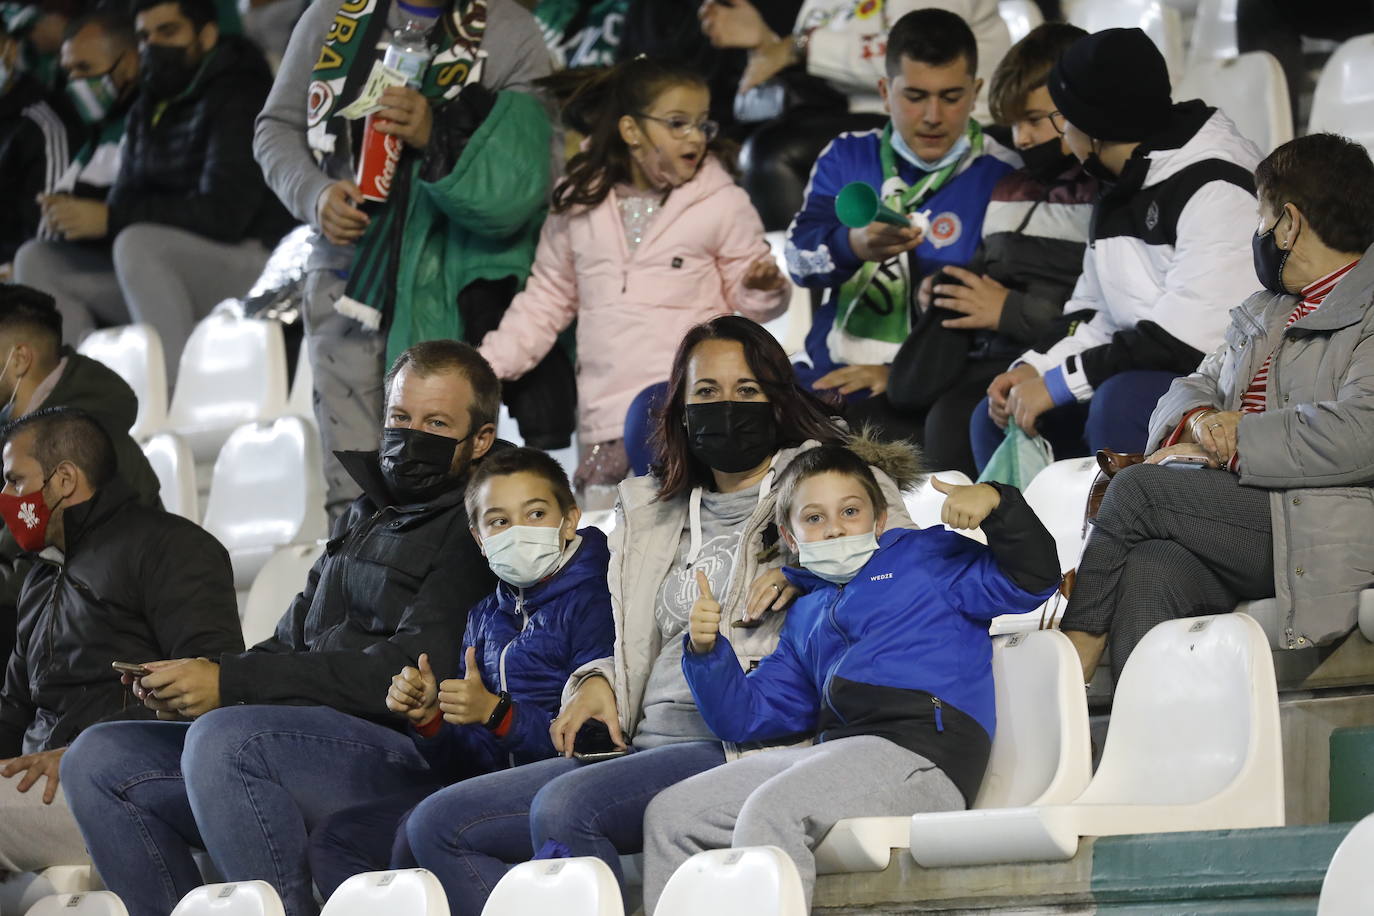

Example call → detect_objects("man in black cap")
972 27 1262 468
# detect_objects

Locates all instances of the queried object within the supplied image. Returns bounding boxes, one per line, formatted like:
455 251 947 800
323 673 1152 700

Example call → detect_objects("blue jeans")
969 370 1184 471
403 740 726 915
60 706 432 916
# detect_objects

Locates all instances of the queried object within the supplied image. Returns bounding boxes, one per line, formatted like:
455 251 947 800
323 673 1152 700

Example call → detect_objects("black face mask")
685 400 778 474
140 42 197 101
1020 137 1075 183
379 427 469 504
1252 212 1294 294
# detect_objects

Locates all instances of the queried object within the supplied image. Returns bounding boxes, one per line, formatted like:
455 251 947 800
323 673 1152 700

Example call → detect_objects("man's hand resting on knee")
0 748 66 805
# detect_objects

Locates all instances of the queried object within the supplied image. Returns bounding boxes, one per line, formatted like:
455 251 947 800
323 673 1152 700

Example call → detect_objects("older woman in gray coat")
1061 133 1374 682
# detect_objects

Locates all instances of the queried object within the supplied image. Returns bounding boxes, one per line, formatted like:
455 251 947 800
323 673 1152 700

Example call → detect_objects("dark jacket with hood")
216 448 498 724
413 526 615 775
109 34 293 248
0 478 243 757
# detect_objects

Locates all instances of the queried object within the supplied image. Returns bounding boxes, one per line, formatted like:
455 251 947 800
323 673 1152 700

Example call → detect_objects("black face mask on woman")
1252 210 1295 294
685 400 778 474
1019 137 1075 183
140 42 199 101
379 427 469 503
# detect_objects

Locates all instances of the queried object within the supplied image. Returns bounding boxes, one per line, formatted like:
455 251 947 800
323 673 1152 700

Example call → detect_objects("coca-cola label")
357 113 404 203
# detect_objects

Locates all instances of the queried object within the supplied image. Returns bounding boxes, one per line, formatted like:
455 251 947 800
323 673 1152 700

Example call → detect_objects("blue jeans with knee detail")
61 706 432 916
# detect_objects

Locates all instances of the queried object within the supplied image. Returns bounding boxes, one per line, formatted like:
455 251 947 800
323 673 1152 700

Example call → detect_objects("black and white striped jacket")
0 72 74 263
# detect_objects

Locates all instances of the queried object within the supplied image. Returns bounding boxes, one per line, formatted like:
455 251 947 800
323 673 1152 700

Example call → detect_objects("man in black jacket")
63 340 502 916
12 0 293 373
0 406 242 879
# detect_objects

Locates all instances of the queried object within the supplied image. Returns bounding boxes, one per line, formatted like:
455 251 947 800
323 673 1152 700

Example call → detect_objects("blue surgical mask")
798 530 880 585
891 128 970 173
483 524 566 588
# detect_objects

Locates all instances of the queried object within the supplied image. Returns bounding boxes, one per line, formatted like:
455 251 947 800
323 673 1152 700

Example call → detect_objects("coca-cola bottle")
357 19 435 203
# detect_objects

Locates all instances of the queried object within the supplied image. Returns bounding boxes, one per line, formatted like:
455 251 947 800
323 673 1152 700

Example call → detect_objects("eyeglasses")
1048 110 1068 136
636 113 720 143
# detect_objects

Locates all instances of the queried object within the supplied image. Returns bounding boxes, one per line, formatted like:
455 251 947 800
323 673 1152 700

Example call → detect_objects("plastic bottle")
383 18 434 89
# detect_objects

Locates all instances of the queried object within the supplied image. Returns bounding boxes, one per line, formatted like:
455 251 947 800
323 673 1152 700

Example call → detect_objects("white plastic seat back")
1310 34 1374 157
240 542 324 647
905 471 985 543
202 417 328 589
1187 0 1237 66
1021 457 1098 575
77 324 167 440
288 340 313 422
169 882 284 916
1317 813 1374 915
1360 590 1374 642
165 313 289 462
142 432 198 524
998 0 1044 44
1063 0 1186 84
760 231 810 358
481 857 622 916
1177 52 1292 153
25 892 128 916
320 869 447 916
656 847 806 916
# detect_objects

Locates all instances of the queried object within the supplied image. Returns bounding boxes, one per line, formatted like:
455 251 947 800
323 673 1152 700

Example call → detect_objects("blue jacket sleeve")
681 627 819 744
784 139 866 290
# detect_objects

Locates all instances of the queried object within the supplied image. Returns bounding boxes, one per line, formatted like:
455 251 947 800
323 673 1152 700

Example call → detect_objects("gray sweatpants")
0 772 88 874
14 224 270 384
641 735 964 913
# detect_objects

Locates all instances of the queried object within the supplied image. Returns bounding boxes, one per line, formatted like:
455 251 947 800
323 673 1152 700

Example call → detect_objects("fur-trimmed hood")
845 429 925 493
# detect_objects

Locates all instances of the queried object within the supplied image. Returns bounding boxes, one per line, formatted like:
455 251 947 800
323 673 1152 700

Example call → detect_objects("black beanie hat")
1048 28 1172 143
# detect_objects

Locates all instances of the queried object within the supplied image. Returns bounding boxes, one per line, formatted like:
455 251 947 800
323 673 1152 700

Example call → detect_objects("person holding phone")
1059 133 1374 684
306 447 615 896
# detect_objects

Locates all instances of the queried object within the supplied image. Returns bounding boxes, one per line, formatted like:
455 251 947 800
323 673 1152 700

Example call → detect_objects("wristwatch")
484 691 512 730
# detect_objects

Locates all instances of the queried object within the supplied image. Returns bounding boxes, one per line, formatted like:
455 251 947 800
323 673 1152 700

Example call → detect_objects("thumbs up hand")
689 569 723 655
438 646 501 726
387 652 440 724
930 476 1002 531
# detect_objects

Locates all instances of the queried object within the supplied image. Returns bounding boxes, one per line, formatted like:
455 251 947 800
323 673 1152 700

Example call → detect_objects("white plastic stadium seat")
1240 588 1374 649
1361 590 1374 642
761 232 811 359
288 339 313 424
1177 52 1292 153
1 866 99 916
1317 813 1374 915
201 417 328 589
142 432 199 524
1186 0 1238 66
169 882 284 916
998 0 1044 44
164 312 289 462
818 630 1091 873
1064 0 1186 85
77 323 168 440
905 471 986 544
320 869 448 916
240 542 324 646
656 847 805 916
909 613 1282 867
1310 34 1374 157
25 891 128 916
481 857 622 916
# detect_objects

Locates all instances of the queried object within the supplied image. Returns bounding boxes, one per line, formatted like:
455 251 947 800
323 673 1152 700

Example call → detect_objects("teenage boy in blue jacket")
641 444 1060 912
308 447 615 895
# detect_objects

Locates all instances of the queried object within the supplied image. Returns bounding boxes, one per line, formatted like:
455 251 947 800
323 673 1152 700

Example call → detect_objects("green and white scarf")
827 120 983 366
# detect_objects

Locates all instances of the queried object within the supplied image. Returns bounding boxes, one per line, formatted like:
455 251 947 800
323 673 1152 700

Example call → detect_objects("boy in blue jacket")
308 447 615 895
642 444 1059 912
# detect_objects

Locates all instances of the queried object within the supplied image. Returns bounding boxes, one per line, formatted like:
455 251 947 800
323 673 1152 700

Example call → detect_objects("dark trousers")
306 783 440 899
1060 463 1275 676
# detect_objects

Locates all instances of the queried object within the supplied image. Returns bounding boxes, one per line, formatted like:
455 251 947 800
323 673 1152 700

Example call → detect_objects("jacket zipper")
932 696 945 733
821 586 850 725
1268 337 1301 649
497 593 530 694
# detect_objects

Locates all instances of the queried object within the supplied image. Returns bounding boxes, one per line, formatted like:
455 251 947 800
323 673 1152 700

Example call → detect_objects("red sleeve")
490 703 515 739
413 711 443 738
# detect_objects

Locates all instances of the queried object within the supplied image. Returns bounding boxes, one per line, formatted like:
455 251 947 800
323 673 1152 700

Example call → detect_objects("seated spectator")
307 446 615 896
643 444 1058 911
401 316 917 914
479 58 787 494
14 0 292 373
785 8 1017 442
1059 133 1374 682
255 0 555 519
0 406 242 882
699 0 1010 229
61 340 504 916
884 22 1094 477
0 8 78 273
973 28 1262 470
0 283 161 672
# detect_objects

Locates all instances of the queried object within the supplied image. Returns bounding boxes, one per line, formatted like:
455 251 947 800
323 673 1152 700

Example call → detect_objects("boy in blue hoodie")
641 444 1059 912
308 447 615 895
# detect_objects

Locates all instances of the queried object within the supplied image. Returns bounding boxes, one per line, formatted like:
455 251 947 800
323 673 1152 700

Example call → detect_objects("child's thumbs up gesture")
438 646 501 726
387 652 439 724
689 569 723 655
930 476 1002 531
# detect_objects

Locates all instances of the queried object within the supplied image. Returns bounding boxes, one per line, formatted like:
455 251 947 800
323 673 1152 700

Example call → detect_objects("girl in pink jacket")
479 58 790 490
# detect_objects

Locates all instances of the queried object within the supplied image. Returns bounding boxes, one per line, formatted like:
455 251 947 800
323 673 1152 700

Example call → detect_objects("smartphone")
572 720 628 763
1159 455 1211 470
112 661 152 678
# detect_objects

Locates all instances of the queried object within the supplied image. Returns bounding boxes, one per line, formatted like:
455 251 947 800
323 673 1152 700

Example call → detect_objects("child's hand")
743 254 787 291
387 653 439 724
689 569 722 654
931 477 1002 530
438 647 501 726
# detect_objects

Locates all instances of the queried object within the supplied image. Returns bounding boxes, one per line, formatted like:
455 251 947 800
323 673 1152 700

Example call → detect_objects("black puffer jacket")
108 35 294 248
217 449 499 724
0 480 244 757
